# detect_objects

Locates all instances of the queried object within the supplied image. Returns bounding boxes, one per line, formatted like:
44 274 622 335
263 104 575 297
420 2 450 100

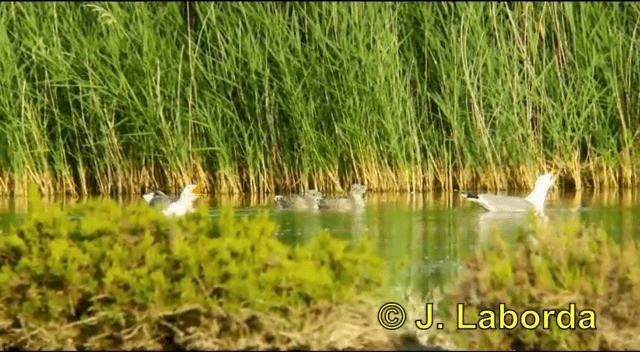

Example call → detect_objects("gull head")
525 172 555 212
303 189 324 209
179 183 203 203
308 194 324 209
534 172 555 194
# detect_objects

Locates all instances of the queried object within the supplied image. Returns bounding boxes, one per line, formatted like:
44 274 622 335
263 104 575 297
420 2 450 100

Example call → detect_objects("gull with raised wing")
143 184 204 216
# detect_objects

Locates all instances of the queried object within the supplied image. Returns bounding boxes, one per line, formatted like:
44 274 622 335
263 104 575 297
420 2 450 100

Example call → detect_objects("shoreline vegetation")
0 191 391 350
1 190 638 350
441 217 640 350
2 3 640 196
0 189 442 350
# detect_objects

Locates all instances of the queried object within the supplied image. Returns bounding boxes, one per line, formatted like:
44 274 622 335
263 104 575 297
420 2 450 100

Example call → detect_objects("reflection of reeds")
0 196 86 214
2 3 640 196
577 188 640 207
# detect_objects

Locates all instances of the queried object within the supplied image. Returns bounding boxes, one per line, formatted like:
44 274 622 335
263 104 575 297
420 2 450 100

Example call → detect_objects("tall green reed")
0 2 639 195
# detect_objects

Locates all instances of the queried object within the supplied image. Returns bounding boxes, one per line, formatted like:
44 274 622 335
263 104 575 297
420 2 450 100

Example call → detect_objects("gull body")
319 183 367 211
274 189 324 210
462 172 555 213
143 190 173 209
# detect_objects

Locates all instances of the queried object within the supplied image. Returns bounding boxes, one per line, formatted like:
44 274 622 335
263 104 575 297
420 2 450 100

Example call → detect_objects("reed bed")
1 2 639 196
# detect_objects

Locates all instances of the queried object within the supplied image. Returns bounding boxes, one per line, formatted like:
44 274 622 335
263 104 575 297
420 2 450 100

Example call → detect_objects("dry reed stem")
0 162 637 196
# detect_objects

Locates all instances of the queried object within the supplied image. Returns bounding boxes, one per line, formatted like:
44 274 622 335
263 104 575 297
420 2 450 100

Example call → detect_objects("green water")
264 190 640 296
1 190 639 297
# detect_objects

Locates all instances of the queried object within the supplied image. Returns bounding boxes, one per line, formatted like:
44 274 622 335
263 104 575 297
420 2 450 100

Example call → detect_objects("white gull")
462 172 555 213
143 183 203 216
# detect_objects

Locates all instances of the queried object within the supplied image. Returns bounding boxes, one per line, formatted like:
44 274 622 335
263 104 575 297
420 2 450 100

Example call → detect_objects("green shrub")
0 191 385 349
443 218 640 350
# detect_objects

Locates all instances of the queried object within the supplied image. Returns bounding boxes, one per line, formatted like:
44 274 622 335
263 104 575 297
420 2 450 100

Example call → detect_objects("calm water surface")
1 189 639 297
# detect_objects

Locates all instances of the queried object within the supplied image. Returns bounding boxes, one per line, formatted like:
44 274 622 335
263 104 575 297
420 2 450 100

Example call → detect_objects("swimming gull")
274 189 324 210
462 172 555 213
319 183 367 211
143 184 203 216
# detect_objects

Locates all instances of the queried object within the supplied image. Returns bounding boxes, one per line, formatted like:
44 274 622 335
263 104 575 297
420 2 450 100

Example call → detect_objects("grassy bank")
1 2 640 195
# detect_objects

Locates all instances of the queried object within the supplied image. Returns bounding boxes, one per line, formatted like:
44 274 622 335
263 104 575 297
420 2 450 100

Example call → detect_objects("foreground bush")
442 217 640 350
0 192 387 350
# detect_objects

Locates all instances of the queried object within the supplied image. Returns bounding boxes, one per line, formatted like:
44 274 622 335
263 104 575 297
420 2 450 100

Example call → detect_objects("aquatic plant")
0 191 386 349
441 217 640 350
1 2 640 195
